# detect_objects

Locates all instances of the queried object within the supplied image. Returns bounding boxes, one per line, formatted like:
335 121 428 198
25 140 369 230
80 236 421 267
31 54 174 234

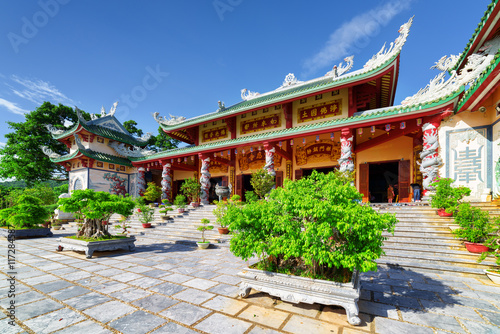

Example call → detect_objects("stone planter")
238 267 361 325
52 225 62 230
161 216 170 221
0 227 53 238
485 269 500 285
57 236 136 258
197 241 210 249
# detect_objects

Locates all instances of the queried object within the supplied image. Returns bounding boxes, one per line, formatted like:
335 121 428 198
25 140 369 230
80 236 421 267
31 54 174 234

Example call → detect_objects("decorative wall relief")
88 169 128 195
295 140 341 166
297 100 342 124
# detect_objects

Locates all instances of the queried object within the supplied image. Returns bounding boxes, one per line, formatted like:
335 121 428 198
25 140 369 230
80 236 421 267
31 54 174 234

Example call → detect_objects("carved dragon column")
137 167 146 197
419 120 442 196
161 163 172 203
199 156 211 205
264 146 276 177
339 128 354 173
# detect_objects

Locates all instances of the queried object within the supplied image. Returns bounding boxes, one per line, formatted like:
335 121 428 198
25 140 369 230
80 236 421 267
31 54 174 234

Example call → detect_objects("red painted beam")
212 156 232 166
355 122 421 153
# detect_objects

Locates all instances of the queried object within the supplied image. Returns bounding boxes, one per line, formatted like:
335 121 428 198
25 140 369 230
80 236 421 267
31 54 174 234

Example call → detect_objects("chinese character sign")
202 126 228 143
297 99 342 123
240 114 281 134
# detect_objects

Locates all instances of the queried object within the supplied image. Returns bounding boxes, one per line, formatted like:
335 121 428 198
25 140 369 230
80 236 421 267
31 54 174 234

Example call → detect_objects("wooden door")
359 163 369 202
236 174 243 198
275 171 283 188
398 160 410 202
295 169 303 181
221 176 228 187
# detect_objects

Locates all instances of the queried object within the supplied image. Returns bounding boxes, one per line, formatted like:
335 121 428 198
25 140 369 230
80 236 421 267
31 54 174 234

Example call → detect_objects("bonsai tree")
430 178 471 214
197 218 214 243
227 170 397 281
453 202 493 243
180 177 201 204
250 168 275 199
0 194 50 229
135 197 155 225
159 203 173 220
57 189 135 239
174 194 187 209
143 182 162 205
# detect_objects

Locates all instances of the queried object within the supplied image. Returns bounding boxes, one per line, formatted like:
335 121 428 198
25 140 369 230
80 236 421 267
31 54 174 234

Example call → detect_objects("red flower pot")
437 209 453 217
142 223 152 228
464 242 489 253
191 202 200 208
218 227 229 234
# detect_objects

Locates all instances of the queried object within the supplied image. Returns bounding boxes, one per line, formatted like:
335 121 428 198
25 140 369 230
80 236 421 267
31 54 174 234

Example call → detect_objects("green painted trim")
159 55 401 131
49 148 133 167
49 150 80 163
52 122 80 140
132 91 460 162
452 0 499 71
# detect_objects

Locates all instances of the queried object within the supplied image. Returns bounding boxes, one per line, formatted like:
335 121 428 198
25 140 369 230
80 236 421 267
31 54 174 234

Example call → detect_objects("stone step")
382 248 497 265
375 259 487 277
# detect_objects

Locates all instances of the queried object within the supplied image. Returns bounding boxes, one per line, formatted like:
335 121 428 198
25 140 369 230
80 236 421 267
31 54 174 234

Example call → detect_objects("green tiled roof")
457 51 500 110
133 91 460 162
159 55 400 131
49 150 80 163
452 0 499 71
48 147 133 167
52 118 148 147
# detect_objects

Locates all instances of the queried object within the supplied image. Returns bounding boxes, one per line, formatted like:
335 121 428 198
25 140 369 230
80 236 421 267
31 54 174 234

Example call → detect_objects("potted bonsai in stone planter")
479 217 500 284
174 194 187 213
0 194 52 238
144 182 162 208
197 218 214 249
159 204 173 221
226 170 397 325
180 177 201 207
52 219 63 230
453 202 492 253
56 189 136 258
430 178 470 217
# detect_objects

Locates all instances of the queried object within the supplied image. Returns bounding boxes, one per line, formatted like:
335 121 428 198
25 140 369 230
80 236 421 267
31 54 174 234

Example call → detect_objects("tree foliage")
453 202 492 243
0 194 49 229
180 177 201 203
0 102 90 186
250 168 275 199
227 171 397 281
430 177 471 213
58 189 135 239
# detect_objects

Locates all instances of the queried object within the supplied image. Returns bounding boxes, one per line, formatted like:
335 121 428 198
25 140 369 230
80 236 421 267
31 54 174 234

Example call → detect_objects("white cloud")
0 98 28 115
303 0 412 75
10 75 76 106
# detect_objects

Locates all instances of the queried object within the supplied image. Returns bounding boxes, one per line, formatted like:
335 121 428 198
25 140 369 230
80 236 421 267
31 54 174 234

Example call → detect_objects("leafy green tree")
0 102 90 186
453 202 492 243
58 189 135 239
0 194 50 229
430 178 471 213
180 177 201 203
250 168 275 199
123 120 144 137
227 171 397 281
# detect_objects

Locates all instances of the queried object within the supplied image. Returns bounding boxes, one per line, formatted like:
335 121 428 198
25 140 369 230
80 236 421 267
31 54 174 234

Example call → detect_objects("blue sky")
0 0 492 147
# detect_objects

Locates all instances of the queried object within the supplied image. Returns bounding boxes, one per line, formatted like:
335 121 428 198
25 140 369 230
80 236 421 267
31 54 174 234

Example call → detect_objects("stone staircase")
374 203 499 277
109 204 231 246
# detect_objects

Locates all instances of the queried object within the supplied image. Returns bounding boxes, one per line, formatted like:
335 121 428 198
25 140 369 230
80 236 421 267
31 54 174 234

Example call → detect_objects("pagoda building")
43 103 153 197
43 1 500 204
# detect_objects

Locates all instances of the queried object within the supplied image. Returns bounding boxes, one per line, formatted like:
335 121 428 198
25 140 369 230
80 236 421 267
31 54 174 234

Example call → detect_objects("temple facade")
44 2 500 204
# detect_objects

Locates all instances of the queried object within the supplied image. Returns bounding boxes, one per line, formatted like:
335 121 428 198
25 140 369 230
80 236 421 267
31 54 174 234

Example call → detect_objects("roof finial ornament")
218 101 225 111
152 112 186 126
241 88 260 101
40 146 61 159
431 55 461 72
109 101 118 116
282 73 298 87
325 56 354 78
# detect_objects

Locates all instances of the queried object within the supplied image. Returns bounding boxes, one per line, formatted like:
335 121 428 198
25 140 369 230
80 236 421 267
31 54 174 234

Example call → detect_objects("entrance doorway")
209 177 223 203
242 174 254 201
359 160 410 203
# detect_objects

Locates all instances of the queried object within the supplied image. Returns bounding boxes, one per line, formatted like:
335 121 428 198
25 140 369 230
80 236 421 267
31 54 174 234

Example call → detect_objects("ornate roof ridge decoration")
241 88 260 101
325 56 354 78
40 145 62 159
74 133 86 151
402 34 499 107
363 16 413 71
90 101 118 120
451 0 498 71
275 73 303 91
218 101 225 111
108 141 156 158
45 124 66 135
153 112 187 126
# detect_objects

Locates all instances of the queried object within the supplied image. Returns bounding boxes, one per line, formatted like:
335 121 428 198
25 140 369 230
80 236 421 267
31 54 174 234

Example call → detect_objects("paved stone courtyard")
1 232 499 334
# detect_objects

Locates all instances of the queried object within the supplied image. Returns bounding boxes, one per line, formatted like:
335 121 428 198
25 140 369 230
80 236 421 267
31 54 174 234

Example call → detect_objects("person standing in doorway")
387 184 394 203
411 183 421 202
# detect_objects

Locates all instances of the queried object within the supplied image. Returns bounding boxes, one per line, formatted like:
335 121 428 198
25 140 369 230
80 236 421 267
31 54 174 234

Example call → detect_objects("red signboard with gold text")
240 114 281 134
202 126 228 143
297 99 342 123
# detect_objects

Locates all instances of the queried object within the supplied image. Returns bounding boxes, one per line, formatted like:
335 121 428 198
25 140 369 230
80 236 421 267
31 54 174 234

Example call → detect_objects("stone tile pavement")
0 232 499 334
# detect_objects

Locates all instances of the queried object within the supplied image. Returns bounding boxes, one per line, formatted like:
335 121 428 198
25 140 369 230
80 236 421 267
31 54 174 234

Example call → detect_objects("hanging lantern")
235 149 238 154
330 133 334 141
370 126 376 133
228 150 231 155
184 157 187 162
417 118 422 126
302 138 306 145
400 121 406 130
316 135 319 142
191 156 194 161
221 151 223 157
170 159 173 163
250 147 253 153
213 152 216 157
290 139 294 146
385 124 391 132
278 141 282 147
358 128 363 136
242 148 245 154
258 146 261 151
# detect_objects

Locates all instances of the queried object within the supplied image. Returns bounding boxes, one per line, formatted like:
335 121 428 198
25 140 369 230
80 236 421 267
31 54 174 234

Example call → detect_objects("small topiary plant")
453 202 493 243
143 182 162 204
227 170 397 282
430 178 471 214
197 218 214 243
0 194 50 229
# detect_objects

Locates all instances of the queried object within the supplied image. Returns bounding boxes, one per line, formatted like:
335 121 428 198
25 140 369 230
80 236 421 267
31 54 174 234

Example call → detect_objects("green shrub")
244 190 258 203
227 170 397 281
143 182 162 203
430 178 471 213
180 177 201 203
0 194 50 229
250 168 275 199
174 194 187 209
135 197 154 225
479 218 500 267
453 203 492 243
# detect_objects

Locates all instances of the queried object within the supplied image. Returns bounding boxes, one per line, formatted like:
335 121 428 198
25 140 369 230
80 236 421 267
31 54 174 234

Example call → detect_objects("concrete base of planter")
238 268 361 325
58 236 136 259
0 227 53 238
